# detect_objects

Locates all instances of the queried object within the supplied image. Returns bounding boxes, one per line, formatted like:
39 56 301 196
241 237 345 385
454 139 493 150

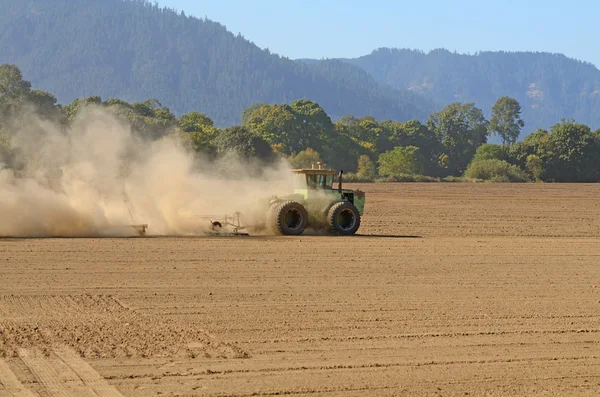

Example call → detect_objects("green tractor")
266 163 365 236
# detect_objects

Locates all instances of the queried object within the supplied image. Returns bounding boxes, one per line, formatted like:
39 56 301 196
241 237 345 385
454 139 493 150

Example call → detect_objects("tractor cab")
289 162 365 212
291 164 337 191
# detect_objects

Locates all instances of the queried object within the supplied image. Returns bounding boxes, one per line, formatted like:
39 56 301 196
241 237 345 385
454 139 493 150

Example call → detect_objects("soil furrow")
0 359 37 397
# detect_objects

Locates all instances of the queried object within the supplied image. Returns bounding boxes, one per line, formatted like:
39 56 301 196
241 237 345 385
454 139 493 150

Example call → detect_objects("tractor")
265 162 365 236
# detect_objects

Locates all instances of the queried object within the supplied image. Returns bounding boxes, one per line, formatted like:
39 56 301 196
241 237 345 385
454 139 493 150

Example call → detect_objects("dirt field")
2 183 600 396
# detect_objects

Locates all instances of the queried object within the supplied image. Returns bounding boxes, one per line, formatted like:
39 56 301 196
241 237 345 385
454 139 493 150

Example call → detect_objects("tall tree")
213 126 273 160
177 112 218 154
243 100 333 155
545 119 591 181
427 102 489 175
489 96 525 145
242 104 297 152
356 155 376 180
378 146 424 177
289 100 334 152
178 112 214 132
382 119 441 175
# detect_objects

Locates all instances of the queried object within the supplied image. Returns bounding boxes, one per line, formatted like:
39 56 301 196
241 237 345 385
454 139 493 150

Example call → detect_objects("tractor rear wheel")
268 201 308 235
328 202 361 235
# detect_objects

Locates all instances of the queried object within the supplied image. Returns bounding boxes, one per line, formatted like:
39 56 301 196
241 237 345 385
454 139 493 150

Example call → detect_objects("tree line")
1 64 599 183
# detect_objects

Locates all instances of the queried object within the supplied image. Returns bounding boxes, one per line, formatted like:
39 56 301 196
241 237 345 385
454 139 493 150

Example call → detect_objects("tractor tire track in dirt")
0 358 36 397
0 295 247 360
17 348 74 397
54 347 125 397
10 347 129 397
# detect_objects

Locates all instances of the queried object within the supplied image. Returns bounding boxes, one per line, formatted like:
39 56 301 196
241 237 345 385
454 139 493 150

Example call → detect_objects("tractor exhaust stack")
338 170 343 193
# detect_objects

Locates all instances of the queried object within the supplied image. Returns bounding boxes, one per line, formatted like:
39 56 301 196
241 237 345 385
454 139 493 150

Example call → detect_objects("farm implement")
201 212 251 236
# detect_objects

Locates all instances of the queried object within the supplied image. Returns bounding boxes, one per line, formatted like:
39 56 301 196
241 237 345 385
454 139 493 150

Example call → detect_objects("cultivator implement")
131 224 148 236
124 198 251 236
123 200 148 236
198 212 250 236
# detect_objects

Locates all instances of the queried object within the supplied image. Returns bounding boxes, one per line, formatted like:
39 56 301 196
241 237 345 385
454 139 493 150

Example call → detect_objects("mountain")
304 48 600 137
0 0 432 127
3 1 597 136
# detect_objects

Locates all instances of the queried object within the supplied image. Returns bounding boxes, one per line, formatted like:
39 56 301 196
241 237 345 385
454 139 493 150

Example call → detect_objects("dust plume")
0 107 293 237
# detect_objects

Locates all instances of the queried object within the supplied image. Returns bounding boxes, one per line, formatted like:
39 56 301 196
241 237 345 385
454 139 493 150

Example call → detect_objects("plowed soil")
2 183 600 396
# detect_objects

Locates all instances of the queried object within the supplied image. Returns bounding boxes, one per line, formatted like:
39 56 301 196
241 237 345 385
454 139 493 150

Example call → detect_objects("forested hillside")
0 0 431 126
4 63 600 184
309 48 600 136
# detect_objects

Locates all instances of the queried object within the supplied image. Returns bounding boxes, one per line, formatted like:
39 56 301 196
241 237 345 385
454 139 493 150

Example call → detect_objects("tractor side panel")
353 195 366 215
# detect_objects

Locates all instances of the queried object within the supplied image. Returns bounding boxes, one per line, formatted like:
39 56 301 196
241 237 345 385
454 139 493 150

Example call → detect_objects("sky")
159 0 599 68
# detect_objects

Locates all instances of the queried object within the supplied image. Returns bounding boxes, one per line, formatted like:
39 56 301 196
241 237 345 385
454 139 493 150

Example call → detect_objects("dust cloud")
0 107 294 237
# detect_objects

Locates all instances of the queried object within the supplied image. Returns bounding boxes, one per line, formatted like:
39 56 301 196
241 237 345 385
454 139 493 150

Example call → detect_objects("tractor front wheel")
268 201 308 235
328 202 361 235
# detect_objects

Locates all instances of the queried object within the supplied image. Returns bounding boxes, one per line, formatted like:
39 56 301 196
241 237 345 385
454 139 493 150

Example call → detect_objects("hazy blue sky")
159 0 598 67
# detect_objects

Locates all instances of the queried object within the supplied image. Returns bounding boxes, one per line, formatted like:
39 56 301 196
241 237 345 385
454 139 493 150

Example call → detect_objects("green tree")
546 119 591 181
0 125 9 150
0 125 11 167
0 64 31 110
488 96 525 146
507 142 532 167
524 128 550 146
357 155 376 180
289 100 334 152
63 96 103 121
288 148 322 169
242 104 297 152
213 126 273 160
28 90 58 112
472 144 507 163
177 112 218 154
549 119 590 163
579 129 600 182
525 154 544 180
132 99 161 117
179 111 214 132
104 98 132 108
464 159 528 182
508 128 551 168
154 106 176 123
381 119 442 175
326 123 370 172
241 103 265 125
102 97 177 139
427 102 489 175
336 116 388 153
244 100 334 155
378 146 424 177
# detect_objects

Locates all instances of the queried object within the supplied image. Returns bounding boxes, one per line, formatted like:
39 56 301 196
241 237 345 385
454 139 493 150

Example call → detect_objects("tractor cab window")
293 173 307 188
308 174 333 189
298 173 334 189
317 174 333 189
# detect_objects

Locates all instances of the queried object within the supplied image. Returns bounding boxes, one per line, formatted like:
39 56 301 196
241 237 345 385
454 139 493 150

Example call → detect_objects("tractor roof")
291 169 337 175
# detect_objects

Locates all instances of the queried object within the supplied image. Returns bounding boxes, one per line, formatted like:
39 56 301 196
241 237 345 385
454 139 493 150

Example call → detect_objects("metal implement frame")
199 212 250 236
123 199 148 236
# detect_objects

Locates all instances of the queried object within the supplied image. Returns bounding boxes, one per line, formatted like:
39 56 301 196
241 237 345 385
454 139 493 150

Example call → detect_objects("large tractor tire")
268 201 308 235
328 201 361 235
